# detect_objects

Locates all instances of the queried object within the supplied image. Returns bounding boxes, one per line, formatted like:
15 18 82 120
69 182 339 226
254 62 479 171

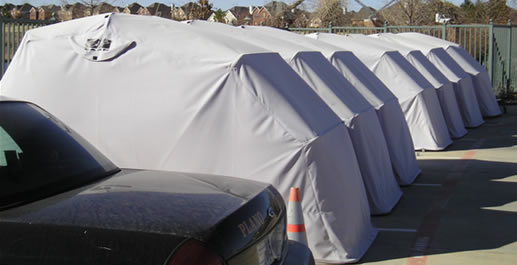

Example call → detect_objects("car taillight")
167 240 225 265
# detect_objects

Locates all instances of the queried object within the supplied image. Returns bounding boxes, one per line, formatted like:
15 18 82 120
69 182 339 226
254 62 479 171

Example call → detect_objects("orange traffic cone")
287 187 308 246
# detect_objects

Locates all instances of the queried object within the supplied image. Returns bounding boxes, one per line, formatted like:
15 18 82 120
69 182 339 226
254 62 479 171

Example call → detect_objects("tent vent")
85 38 112 52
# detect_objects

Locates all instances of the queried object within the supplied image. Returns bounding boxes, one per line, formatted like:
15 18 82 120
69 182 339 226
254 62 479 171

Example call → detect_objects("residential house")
92 3 120 15
225 6 252 25
172 2 200 21
352 6 382 27
123 3 143 15
207 10 222 22
309 17 322 28
207 12 216 22
137 5 150 16
145 3 171 19
29 7 38 20
10 3 34 19
60 3 89 21
171 3 187 20
37 5 61 21
251 1 299 27
1 4 15 18
250 6 269 25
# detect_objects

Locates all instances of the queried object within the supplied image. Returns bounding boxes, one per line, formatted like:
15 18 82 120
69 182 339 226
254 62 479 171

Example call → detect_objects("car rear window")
0 102 119 209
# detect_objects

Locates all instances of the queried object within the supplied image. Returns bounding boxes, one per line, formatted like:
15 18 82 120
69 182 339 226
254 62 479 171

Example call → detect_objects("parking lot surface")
322 105 517 265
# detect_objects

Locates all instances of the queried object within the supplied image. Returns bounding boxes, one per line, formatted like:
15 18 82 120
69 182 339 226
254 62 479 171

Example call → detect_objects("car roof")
0 96 24 103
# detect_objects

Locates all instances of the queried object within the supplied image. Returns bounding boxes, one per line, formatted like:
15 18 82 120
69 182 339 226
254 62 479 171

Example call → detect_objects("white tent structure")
377 33 485 127
310 33 452 151
366 34 467 138
236 26 420 185
398 33 501 117
0 14 377 263
186 21 402 214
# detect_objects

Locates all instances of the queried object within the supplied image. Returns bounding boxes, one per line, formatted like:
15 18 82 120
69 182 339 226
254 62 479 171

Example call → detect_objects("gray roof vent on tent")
69 13 136 61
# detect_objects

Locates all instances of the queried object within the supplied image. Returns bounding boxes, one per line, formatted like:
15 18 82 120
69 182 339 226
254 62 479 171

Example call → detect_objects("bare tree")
396 0 425 25
313 0 348 27
188 0 213 20
264 0 305 27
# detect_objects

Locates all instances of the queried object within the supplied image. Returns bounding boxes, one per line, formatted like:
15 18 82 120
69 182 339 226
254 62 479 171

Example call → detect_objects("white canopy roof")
0 14 377 263
365 33 467 138
310 33 452 150
185 21 402 216
236 26 420 185
398 33 501 117
375 33 485 127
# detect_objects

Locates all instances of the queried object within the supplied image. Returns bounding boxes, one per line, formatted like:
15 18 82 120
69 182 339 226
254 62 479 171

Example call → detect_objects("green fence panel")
511 25 517 100
0 18 55 79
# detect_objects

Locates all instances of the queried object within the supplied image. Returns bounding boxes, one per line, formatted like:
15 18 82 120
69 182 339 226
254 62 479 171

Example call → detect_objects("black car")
0 98 315 265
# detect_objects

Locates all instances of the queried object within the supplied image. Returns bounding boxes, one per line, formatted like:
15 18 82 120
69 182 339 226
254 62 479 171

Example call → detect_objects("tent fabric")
186 21 402 215
379 33 485 127
397 33 501 117
0 14 376 263
236 26 420 185
366 34 467 138
310 33 452 151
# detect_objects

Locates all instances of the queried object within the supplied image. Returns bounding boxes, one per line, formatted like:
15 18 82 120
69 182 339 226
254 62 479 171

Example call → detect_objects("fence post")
507 19 512 98
488 19 494 83
384 20 388 33
0 17 4 79
329 22 333 34
442 21 447 39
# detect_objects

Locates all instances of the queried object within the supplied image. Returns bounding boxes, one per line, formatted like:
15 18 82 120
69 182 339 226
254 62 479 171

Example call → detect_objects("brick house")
29 7 38 20
172 2 199 21
250 7 270 25
92 3 120 16
37 5 61 21
10 3 35 19
60 3 89 21
225 6 252 25
136 6 150 16
171 4 187 20
123 3 143 15
146 3 171 19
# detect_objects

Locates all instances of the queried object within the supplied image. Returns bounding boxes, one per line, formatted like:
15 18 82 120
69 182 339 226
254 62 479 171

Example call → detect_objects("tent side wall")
329 53 420 184
289 52 402 213
405 52 467 138
445 46 501 117
302 124 377 263
370 54 452 150
426 50 485 127
233 59 377 261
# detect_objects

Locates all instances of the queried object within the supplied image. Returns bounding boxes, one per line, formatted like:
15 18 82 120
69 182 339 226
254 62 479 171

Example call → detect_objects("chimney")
249 5 253 14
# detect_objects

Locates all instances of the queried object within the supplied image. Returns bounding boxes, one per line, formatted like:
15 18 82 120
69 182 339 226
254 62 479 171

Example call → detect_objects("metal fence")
289 21 517 101
0 18 55 78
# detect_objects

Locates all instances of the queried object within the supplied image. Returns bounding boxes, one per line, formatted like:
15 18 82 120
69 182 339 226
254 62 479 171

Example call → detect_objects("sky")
0 0 494 12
